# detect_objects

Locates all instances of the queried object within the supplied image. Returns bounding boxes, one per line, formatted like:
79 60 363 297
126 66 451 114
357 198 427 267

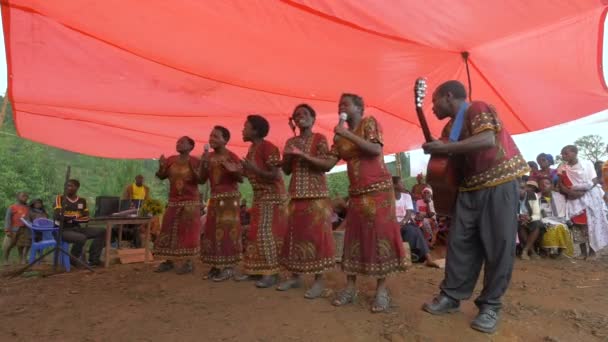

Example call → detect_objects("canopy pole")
395 153 402 178
461 52 472 101
0 89 9 129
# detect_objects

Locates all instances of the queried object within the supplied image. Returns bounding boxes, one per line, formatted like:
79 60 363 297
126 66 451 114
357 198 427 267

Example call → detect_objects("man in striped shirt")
54 179 105 267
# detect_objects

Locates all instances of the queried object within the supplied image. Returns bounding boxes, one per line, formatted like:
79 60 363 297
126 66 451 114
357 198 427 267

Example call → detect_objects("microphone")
339 112 348 127
204 143 210 153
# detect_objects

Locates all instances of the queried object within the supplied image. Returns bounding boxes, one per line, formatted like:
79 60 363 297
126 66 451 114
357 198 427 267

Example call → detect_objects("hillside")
0 97 413 223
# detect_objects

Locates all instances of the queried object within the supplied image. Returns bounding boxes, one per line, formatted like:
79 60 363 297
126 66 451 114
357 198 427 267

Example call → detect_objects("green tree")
574 134 607 162
327 172 349 198
0 134 62 219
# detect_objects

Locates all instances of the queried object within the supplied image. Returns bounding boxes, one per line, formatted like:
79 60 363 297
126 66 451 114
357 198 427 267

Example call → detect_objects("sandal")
332 288 357 306
304 281 325 299
233 273 261 282
175 260 194 275
154 261 174 273
212 268 233 282
255 275 278 288
276 278 302 291
371 288 391 313
204 267 221 280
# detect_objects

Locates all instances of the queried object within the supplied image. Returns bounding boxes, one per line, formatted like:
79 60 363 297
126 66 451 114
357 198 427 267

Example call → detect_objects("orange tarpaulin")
2 0 607 158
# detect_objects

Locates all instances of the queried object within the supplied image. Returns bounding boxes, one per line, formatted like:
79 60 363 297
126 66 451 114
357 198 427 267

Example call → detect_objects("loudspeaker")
95 196 120 217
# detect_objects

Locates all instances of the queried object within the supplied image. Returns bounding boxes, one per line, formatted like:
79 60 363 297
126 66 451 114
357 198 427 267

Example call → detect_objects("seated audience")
537 178 574 257
517 179 543 260
415 187 438 247
55 179 105 267
393 176 439 268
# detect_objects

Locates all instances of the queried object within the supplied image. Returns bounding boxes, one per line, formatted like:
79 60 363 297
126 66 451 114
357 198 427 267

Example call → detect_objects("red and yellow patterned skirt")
200 196 242 268
280 198 335 274
243 197 288 275
154 200 201 259
343 189 408 277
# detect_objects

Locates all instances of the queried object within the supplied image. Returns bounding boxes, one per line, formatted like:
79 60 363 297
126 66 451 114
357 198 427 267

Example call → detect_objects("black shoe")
87 260 102 268
422 294 460 315
155 261 174 273
176 260 194 275
204 267 221 280
471 308 500 334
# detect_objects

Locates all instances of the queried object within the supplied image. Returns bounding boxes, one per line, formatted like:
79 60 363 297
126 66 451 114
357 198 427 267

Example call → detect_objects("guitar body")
413 78 462 217
426 147 462 216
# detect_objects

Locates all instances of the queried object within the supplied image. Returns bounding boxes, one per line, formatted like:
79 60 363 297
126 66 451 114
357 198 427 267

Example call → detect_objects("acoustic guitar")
413 78 462 216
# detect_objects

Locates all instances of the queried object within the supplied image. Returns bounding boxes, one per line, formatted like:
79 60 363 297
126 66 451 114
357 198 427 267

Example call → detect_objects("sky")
0 15 606 173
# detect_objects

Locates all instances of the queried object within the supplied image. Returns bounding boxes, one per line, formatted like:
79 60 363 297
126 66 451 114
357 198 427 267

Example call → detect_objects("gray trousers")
440 180 518 310
400 223 429 261
62 226 105 263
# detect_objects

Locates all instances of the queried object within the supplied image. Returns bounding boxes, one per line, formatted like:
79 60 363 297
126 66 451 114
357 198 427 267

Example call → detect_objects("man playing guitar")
420 80 529 334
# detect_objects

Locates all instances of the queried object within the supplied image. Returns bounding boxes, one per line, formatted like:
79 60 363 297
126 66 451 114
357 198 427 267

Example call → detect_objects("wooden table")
91 216 153 268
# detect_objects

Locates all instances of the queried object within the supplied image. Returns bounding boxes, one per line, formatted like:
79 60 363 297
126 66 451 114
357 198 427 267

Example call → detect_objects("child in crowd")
3 192 31 265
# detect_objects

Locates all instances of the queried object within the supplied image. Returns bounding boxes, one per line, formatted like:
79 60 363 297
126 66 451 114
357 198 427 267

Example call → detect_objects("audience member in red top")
411 173 428 201
3 192 30 265
415 187 438 246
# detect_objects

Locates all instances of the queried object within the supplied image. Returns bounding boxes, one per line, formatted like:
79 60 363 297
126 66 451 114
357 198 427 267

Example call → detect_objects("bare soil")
1 253 607 342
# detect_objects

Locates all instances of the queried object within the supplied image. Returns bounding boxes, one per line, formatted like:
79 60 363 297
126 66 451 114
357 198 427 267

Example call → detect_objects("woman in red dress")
237 115 288 288
328 93 408 312
154 136 202 274
277 104 335 298
199 126 244 281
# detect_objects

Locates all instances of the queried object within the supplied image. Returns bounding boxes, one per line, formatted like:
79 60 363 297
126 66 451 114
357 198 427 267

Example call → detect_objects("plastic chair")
21 218 70 272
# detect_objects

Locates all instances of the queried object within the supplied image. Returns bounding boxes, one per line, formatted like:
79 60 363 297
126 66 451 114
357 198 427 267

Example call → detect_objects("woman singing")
199 126 244 281
154 136 202 274
277 104 335 299
326 93 408 312
237 115 288 288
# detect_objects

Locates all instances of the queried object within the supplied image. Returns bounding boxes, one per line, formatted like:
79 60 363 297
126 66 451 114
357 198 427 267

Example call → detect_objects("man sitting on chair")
54 179 105 267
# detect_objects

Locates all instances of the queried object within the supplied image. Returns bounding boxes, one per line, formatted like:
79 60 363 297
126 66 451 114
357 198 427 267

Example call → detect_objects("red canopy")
3 1 607 158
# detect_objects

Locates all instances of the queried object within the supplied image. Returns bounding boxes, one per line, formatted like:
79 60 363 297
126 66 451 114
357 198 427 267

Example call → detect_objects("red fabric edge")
597 7 608 92
1 1 19 135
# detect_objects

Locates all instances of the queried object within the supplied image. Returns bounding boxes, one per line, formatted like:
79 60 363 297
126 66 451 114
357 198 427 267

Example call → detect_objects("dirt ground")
0 251 607 342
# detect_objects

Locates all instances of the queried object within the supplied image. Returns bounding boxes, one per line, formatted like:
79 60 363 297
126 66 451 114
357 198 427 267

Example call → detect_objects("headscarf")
537 153 555 166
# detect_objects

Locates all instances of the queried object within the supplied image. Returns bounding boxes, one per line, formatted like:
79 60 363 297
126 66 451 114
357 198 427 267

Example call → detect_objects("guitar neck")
416 107 434 143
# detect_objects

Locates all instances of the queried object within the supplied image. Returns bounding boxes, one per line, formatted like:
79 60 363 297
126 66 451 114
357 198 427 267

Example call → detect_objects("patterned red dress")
243 140 288 275
280 133 335 274
200 150 243 268
154 155 202 260
330 116 407 276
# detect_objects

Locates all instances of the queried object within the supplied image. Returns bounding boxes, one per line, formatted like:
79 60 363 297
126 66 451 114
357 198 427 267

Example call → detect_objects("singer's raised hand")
288 118 296 132
201 144 211 161
158 154 166 167
334 124 349 137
